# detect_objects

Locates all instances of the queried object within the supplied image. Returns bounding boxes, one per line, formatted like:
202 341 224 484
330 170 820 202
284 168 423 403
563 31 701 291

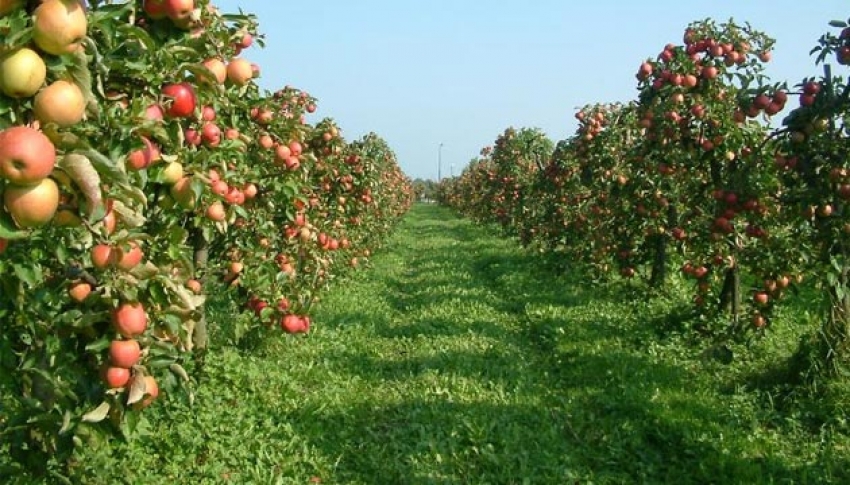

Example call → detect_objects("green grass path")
268 204 581 483
73 204 849 484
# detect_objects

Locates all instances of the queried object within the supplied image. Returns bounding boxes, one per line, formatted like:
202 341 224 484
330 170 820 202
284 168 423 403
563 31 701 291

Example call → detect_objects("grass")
26 204 850 483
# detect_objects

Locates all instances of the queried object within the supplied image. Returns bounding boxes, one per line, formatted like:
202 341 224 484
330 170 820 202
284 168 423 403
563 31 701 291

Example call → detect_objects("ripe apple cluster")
0 1 91 231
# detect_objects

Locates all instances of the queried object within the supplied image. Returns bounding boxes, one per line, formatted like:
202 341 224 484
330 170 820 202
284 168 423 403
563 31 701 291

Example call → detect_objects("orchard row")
0 0 412 472
440 17 850 369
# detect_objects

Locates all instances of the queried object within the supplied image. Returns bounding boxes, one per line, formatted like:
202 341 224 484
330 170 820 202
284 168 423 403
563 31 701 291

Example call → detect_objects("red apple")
201 105 216 121
109 339 141 368
184 127 202 147
238 32 253 49
206 201 226 221
143 0 167 18
164 0 194 21
91 244 115 269
243 183 258 199
186 279 202 294
116 241 143 271
255 108 273 125
753 291 769 306
104 366 131 388
201 122 221 146
280 314 306 334
225 187 245 205
112 302 148 338
289 141 303 156
253 300 268 317
161 82 196 118
226 58 254 86
68 280 92 302
211 179 228 196
259 134 275 149
0 126 56 185
701 65 718 79
3 178 60 228
126 136 160 170
144 103 165 121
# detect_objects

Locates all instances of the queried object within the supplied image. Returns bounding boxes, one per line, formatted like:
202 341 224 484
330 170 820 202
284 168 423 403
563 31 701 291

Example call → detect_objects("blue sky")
217 1 848 180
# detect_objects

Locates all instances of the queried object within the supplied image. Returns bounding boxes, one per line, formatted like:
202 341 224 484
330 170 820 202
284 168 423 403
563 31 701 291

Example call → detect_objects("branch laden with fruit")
0 0 412 474
439 14 850 371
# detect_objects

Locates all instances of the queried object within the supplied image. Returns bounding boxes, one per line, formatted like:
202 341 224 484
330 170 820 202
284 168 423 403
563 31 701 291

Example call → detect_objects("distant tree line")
412 178 439 202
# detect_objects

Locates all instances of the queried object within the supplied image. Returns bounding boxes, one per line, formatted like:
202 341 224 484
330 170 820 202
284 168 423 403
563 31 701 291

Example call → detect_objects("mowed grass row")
65 204 849 484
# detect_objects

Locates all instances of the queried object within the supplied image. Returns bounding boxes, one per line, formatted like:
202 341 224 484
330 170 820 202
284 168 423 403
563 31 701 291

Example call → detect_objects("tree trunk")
649 233 667 289
649 204 677 288
191 228 209 355
820 253 850 373
718 266 741 325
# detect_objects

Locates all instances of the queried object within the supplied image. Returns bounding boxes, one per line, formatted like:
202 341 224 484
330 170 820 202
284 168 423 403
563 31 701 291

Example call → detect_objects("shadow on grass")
296 205 845 483
290 347 816 483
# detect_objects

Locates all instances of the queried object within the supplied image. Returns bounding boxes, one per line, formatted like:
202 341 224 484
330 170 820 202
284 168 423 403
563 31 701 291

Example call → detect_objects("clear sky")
216 1 848 180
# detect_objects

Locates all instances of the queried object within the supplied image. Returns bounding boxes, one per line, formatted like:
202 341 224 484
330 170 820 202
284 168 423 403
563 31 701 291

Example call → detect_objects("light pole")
438 142 443 181
450 163 454 178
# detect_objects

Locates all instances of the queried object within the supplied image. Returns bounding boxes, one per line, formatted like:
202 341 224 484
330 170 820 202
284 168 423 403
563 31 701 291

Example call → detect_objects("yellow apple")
34 80 86 126
32 0 88 56
0 48 46 98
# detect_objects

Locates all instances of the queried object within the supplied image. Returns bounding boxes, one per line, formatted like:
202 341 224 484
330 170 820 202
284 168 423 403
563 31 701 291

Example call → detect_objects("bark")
717 266 741 325
649 204 677 288
820 251 850 372
191 228 209 354
649 233 667 289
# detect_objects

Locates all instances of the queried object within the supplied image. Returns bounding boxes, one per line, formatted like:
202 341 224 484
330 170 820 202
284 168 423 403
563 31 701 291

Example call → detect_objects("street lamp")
438 142 443 181
450 163 454 178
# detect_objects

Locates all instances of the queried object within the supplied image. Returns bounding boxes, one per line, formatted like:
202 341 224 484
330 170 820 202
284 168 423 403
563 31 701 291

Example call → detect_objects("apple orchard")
5 0 850 479
441 18 850 379
0 0 412 469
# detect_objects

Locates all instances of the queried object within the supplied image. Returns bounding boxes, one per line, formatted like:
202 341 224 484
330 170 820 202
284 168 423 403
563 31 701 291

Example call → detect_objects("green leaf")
836 285 847 301
119 408 145 441
146 356 177 369
179 62 219 87
84 336 111 353
129 261 159 280
81 401 111 423
126 375 147 405
68 49 97 116
12 263 42 288
829 20 848 28
80 147 128 185
42 124 85 150
232 204 249 218
169 363 190 382
111 200 146 228
59 153 104 219
0 211 27 239
827 271 839 289
0 14 33 49
59 410 74 435
119 184 149 207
